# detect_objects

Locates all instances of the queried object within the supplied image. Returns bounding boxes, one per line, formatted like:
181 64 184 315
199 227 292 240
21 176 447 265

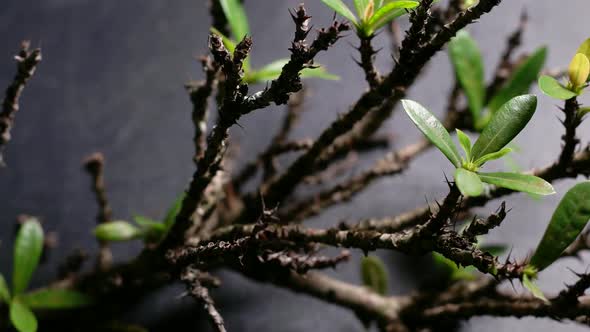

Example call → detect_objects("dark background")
1 0 590 331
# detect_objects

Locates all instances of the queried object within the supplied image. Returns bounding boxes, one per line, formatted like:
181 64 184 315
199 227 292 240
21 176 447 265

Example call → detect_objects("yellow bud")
568 53 590 89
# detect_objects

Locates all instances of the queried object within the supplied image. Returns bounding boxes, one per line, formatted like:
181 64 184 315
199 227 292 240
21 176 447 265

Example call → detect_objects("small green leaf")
522 274 547 302
0 273 11 304
455 168 484 197
210 27 237 53
354 0 370 16
13 218 44 295
133 215 164 230
367 1 419 32
402 99 462 167
473 147 512 167
530 182 590 270
487 47 547 113
245 59 339 84
21 289 93 309
93 221 143 242
321 0 358 25
300 67 340 80
456 129 472 159
10 298 37 332
219 0 250 40
164 193 187 230
449 30 485 121
478 172 555 196
432 252 477 281
538 75 577 100
568 53 590 89
360 256 388 295
471 95 537 160
576 38 590 61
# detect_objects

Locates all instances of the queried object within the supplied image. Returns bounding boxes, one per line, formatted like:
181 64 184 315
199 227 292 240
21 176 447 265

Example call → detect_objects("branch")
181 267 226 332
0 41 42 165
83 152 114 271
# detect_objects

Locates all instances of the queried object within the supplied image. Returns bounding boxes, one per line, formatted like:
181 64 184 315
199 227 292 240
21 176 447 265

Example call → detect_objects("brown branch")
0 41 42 165
357 36 381 88
181 267 226 332
186 55 219 162
557 97 581 169
83 152 114 271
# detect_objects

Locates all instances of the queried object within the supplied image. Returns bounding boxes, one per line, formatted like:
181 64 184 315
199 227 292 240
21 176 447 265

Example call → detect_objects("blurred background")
1 0 590 331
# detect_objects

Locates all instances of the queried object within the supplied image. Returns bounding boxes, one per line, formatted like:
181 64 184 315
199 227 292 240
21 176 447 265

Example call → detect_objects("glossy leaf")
93 221 143 242
21 289 93 309
568 53 590 88
478 172 555 196
530 182 590 270
449 30 485 120
456 129 472 159
432 252 477 281
487 47 547 113
576 38 590 61
10 298 37 332
13 218 44 295
367 1 419 32
321 0 358 24
0 273 10 304
473 147 512 167
402 99 462 167
361 256 388 295
219 0 250 40
455 168 484 197
522 274 547 302
471 95 537 160
538 75 577 100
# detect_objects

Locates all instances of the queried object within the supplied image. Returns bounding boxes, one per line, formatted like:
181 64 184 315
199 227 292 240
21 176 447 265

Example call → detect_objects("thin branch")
181 267 226 332
0 41 42 165
84 152 113 271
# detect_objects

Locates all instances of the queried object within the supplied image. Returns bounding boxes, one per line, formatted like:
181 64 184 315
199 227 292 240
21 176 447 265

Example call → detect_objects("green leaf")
133 215 164 230
210 27 237 53
576 38 590 61
456 129 472 159
367 1 419 32
21 289 93 309
470 94 537 160
0 273 10 304
13 218 44 295
245 59 339 84
164 193 186 230
448 30 485 121
300 67 340 80
522 274 547 302
10 298 37 332
360 256 388 295
320 0 358 25
487 47 547 113
402 99 462 167
538 75 577 100
354 0 370 16
133 215 166 242
478 172 555 196
93 221 143 242
455 168 484 197
530 182 590 270
473 147 512 167
219 0 250 40
568 53 590 89
432 252 477 281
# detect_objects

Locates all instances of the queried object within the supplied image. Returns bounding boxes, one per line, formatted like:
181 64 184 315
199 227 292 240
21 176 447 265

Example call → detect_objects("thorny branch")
0 41 41 165
9 1 590 331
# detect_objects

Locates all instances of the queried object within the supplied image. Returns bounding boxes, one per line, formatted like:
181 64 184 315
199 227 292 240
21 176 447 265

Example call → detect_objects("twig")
0 41 42 165
181 267 226 332
84 152 113 271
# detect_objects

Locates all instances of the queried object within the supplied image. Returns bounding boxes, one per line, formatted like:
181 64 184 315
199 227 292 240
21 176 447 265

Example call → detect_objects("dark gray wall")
1 0 589 331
